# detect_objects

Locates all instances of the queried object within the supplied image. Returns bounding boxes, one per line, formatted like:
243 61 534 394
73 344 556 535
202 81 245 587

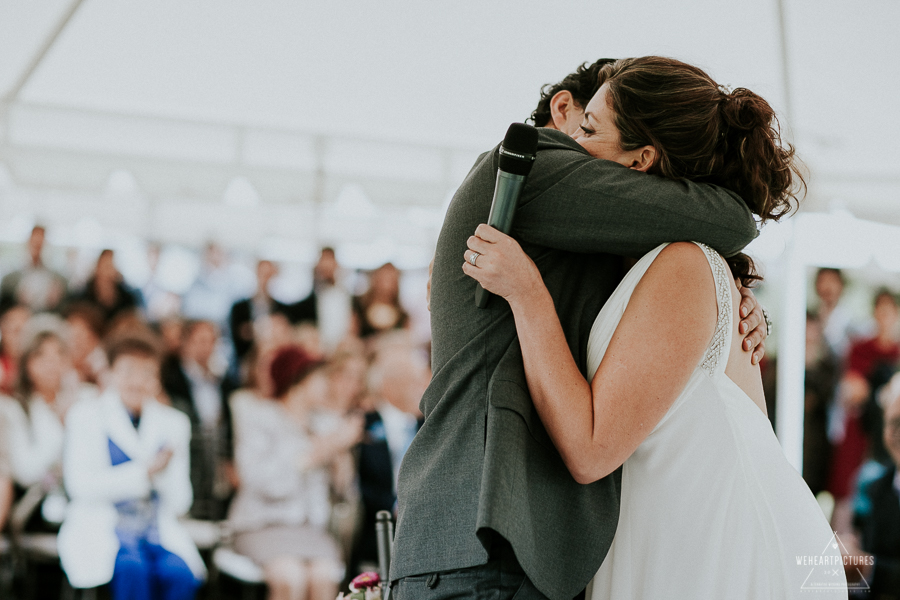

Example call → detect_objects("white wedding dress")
584 243 848 599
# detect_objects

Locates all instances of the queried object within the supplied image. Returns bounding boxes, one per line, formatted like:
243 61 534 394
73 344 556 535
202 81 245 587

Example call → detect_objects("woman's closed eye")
580 124 596 136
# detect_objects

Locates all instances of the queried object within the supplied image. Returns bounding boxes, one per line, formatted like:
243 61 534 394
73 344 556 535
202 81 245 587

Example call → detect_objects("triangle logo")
798 531 869 591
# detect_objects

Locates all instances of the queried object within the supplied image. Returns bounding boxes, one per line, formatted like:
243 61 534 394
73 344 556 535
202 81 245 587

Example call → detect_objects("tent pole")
775 219 806 471
774 0 794 125
2 0 87 102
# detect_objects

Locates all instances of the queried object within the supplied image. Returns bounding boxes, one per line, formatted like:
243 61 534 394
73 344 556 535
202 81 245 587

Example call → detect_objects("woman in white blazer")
58 334 205 600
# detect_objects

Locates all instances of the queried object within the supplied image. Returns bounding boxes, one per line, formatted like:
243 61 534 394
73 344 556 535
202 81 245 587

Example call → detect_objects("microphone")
375 510 394 597
475 122 539 308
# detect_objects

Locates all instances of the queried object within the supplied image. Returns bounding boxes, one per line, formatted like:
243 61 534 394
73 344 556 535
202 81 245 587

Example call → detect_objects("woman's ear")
549 90 576 131
630 146 657 172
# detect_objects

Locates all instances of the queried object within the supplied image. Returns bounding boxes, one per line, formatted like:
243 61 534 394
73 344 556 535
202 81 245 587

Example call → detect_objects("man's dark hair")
529 59 617 127
106 331 163 366
63 301 106 338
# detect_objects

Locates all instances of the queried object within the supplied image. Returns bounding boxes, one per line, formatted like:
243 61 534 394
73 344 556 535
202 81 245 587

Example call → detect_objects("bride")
463 57 848 599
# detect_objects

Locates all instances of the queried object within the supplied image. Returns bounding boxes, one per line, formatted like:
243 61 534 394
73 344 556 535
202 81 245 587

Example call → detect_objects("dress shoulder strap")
694 243 733 376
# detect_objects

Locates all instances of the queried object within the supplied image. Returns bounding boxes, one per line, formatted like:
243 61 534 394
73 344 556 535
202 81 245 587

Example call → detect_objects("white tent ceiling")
1 0 899 261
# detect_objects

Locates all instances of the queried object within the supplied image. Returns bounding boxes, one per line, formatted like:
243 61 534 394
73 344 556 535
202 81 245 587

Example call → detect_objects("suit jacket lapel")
137 401 168 457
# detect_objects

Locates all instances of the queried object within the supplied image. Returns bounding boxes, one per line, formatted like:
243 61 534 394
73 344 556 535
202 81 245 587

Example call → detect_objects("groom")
390 60 768 600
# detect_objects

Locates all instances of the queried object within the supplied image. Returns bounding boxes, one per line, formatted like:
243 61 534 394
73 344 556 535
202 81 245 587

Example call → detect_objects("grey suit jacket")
391 128 758 599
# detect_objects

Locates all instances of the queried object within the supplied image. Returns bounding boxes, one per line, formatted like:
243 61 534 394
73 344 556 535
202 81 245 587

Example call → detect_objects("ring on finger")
468 251 480 267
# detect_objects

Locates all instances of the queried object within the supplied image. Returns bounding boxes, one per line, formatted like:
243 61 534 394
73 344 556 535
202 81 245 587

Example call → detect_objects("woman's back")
586 243 846 599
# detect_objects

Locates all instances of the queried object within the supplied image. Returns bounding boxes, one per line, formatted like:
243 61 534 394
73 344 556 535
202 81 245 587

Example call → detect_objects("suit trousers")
390 537 552 600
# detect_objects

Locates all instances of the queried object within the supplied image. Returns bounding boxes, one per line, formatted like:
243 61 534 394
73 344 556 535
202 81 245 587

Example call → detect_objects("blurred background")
2 0 900 598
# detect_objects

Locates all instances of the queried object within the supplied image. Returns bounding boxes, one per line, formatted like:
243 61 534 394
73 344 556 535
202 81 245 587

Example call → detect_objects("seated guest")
58 333 205 599
351 336 425 573
830 290 900 532
0 315 94 529
228 346 362 600
847 375 900 599
64 302 109 386
161 320 237 520
0 301 30 395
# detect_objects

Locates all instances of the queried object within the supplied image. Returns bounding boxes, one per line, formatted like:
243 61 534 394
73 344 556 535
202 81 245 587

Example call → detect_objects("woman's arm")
464 227 716 483
1 400 63 487
63 401 152 502
298 415 364 472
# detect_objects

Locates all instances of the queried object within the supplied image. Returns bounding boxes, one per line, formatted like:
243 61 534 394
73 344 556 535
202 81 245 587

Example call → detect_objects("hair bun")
718 88 772 131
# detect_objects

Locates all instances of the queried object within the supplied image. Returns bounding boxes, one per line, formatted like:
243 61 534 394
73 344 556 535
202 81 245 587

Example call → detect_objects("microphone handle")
475 170 526 308
375 510 394 584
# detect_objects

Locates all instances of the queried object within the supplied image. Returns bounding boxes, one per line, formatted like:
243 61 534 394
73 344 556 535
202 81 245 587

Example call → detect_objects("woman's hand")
736 284 768 365
147 447 174 478
462 224 543 306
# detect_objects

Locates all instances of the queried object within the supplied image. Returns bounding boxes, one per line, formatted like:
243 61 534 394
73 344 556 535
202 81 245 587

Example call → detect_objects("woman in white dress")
463 57 848 599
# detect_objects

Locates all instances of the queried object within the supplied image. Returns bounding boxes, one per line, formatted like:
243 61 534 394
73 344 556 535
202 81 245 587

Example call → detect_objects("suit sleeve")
512 147 759 258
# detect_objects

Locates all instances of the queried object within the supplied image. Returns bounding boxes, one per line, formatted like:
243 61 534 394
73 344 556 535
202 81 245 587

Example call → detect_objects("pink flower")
350 572 381 592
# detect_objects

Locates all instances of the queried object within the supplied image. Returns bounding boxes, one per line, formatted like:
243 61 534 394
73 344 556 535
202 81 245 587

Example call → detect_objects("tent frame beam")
2 0 87 103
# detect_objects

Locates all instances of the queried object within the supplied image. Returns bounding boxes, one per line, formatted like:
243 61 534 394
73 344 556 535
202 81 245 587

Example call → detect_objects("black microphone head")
498 123 539 176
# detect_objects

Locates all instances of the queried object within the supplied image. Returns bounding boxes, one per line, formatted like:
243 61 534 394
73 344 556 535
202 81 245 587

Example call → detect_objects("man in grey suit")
390 61 767 600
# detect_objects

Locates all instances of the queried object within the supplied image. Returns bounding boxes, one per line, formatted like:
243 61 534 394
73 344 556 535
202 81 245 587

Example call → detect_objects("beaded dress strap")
696 243 732 376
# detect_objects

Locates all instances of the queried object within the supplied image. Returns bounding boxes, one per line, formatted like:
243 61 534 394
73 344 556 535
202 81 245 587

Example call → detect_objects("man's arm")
511 130 758 258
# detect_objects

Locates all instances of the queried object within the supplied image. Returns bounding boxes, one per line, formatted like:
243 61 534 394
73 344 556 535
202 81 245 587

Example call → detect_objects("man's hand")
738 284 767 366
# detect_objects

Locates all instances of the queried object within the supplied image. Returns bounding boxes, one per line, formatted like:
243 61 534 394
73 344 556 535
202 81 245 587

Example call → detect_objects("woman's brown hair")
597 57 805 284
16 329 67 417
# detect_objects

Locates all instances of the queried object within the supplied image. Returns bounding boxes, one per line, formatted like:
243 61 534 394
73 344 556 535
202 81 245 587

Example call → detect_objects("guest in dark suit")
161 320 237 520
351 336 426 573
391 59 768 600
229 260 293 364
849 377 900 599
293 248 353 354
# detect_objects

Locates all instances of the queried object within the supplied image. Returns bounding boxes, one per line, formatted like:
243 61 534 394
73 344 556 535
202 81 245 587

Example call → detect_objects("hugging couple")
389 57 848 600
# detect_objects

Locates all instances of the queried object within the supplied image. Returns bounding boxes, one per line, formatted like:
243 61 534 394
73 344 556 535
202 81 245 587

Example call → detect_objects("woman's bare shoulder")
619 242 719 355
639 242 718 310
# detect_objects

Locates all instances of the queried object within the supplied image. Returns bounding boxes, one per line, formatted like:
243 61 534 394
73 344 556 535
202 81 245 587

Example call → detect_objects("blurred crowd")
763 268 900 597
0 226 429 600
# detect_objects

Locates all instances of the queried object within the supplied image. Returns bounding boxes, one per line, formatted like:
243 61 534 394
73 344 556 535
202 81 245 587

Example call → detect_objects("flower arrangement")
337 572 383 600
